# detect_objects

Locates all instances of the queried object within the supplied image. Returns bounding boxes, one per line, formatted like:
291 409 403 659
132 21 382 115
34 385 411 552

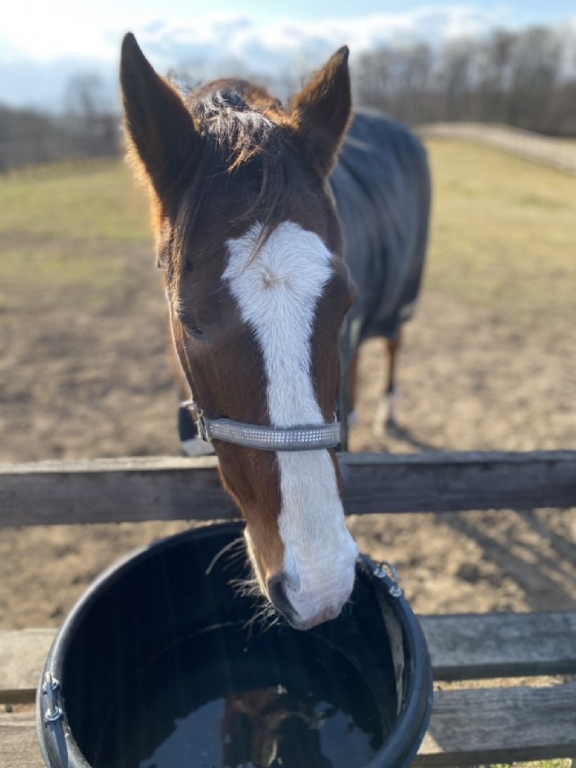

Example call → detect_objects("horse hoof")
374 391 401 437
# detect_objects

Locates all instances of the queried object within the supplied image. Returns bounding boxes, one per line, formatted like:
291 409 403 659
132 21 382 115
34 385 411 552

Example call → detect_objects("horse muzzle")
267 557 356 631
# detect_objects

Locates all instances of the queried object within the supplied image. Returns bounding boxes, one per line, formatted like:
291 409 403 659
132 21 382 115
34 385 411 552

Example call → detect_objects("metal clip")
193 406 212 442
42 672 63 723
374 560 403 598
182 398 213 443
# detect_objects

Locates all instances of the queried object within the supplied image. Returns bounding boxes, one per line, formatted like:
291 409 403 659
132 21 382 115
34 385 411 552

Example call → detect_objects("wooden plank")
414 683 576 766
0 630 53 704
0 712 42 768
4 685 576 767
421 611 576 681
342 450 576 515
1 450 576 526
418 122 576 174
0 456 236 526
3 612 575 702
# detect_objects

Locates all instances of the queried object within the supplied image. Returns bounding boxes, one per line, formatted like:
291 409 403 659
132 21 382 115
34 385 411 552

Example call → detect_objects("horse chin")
284 604 345 631
285 576 355 630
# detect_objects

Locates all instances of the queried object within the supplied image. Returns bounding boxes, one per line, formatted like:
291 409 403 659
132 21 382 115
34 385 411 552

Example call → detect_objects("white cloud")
0 5 565 109
135 6 513 75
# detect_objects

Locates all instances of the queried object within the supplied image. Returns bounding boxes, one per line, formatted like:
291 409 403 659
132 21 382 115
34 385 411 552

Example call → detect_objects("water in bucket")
92 621 385 768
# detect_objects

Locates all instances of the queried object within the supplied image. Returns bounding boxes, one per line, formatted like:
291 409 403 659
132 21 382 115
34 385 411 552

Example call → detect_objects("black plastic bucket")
37 522 432 768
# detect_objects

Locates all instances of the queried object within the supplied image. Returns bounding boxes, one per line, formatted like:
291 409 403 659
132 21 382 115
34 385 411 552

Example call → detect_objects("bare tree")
63 74 119 158
352 26 575 136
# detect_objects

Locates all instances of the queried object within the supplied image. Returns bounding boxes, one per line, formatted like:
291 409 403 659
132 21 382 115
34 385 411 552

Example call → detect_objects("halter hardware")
188 401 212 442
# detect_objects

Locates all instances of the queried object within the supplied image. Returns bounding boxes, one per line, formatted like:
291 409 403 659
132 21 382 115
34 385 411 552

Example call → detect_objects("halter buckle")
194 406 213 442
183 399 213 442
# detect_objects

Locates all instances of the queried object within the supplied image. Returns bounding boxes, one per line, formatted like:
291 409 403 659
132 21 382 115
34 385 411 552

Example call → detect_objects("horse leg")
376 329 402 433
347 350 360 427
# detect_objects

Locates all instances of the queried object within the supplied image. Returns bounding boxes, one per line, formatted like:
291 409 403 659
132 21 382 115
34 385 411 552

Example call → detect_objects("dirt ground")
1 282 575 629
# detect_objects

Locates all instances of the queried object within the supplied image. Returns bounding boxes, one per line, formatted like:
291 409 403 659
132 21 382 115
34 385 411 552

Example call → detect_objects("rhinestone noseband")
182 399 341 452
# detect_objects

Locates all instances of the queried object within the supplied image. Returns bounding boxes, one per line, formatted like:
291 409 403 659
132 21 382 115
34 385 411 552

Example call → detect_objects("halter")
182 398 341 452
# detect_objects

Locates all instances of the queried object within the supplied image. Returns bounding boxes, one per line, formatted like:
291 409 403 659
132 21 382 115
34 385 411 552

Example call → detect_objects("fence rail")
418 122 576 173
1 450 575 526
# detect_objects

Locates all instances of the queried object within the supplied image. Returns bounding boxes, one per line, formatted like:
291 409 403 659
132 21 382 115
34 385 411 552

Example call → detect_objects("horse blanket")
330 109 431 351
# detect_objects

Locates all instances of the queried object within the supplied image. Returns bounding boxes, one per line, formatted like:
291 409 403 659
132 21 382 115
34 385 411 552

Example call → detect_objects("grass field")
0 144 575 768
490 763 572 768
489 763 572 768
0 158 149 241
0 158 150 313
427 141 576 315
2 143 576 316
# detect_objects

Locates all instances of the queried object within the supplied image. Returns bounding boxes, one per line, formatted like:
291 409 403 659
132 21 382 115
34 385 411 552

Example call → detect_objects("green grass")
0 242 131 312
490 762 572 768
424 140 576 317
0 158 150 241
0 159 151 312
1 143 575 318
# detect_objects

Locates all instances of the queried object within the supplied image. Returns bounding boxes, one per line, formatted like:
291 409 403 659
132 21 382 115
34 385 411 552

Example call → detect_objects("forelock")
191 90 281 169
166 87 297 283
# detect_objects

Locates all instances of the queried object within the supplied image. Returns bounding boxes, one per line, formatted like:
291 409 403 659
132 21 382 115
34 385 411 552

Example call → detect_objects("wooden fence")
418 122 576 173
1 450 576 526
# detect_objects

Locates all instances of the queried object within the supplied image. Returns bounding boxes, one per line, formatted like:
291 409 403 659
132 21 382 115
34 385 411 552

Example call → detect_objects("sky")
1 1 575 109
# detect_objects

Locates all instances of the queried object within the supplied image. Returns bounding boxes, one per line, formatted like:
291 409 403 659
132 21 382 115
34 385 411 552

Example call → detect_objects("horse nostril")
267 573 296 622
285 572 301 593
267 572 287 603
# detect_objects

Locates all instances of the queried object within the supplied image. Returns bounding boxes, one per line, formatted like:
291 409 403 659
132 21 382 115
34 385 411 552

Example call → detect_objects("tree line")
0 75 119 172
353 26 576 136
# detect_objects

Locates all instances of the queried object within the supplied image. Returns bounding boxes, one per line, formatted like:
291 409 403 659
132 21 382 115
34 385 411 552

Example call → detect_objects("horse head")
120 33 358 629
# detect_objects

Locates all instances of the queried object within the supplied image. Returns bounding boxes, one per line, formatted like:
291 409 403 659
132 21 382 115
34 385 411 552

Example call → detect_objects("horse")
120 33 430 631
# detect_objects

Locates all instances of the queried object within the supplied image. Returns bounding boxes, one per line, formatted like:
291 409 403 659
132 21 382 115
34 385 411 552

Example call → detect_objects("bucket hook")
42 671 63 724
374 560 403 598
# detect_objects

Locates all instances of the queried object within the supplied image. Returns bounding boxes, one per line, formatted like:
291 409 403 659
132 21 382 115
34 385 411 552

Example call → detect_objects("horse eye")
178 312 204 339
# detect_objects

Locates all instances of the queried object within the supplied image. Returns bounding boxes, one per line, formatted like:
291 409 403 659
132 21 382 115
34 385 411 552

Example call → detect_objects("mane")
171 83 295 280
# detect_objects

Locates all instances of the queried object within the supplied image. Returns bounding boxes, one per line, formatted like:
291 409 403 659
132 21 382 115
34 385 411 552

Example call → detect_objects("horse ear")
120 33 198 198
290 46 351 176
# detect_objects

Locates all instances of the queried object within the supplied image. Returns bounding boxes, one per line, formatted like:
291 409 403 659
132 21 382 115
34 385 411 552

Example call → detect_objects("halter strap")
182 399 341 452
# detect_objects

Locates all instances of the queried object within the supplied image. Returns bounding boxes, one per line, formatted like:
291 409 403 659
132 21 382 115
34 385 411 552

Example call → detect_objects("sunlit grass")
0 158 149 241
1 142 575 317
424 140 576 317
0 159 152 311
0 242 132 311
489 761 573 768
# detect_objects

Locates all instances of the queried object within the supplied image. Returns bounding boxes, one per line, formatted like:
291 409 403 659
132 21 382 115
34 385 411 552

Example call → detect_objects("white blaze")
224 221 358 626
